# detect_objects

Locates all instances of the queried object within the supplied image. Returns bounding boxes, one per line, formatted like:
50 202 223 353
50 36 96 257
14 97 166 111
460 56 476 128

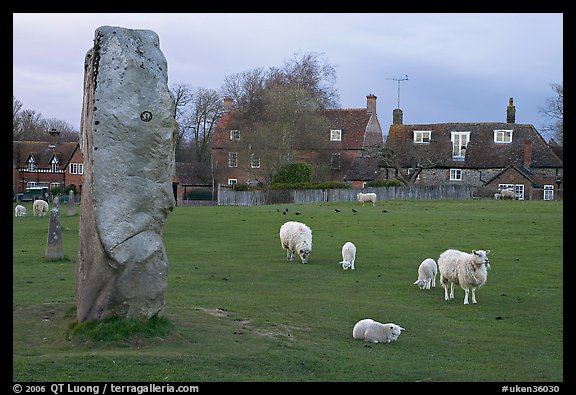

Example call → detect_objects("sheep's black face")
299 250 311 264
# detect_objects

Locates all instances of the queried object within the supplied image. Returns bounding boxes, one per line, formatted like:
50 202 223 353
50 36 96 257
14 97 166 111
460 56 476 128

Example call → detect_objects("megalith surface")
76 26 177 322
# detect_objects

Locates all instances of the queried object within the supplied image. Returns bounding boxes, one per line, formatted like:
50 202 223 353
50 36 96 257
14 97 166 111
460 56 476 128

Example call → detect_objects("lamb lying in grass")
352 318 405 343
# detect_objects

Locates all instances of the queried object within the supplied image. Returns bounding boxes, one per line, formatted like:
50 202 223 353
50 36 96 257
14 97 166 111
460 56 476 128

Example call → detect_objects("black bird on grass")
294 212 301 215
334 209 341 213
352 208 358 214
382 209 389 213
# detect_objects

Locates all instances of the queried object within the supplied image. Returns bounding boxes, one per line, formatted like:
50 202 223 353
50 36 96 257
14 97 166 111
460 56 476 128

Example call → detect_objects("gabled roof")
483 164 539 187
386 122 563 168
13 141 79 169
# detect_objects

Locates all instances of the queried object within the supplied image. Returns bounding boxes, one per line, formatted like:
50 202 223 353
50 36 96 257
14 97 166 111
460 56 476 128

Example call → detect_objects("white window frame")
78 163 84 175
69 163 78 174
330 129 342 142
27 157 36 171
50 157 59 172
494 129 513 143
228 179 237 185
450 168 463 181
498 183 524 200
50 182 61 189
543 185 554 201
451 131 470 159
230 129 240 140
250 153 261 169
228 152 238 168
414 130 431 143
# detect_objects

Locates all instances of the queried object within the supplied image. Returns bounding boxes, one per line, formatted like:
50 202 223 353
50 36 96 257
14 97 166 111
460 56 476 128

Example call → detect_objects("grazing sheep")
438 249 491 304
356 192 377 206
352 318 405 344
340 241 357 270
32 199 49 217
499 189 516 199
279 221 312 264
414 258 437 290
15 205 27 217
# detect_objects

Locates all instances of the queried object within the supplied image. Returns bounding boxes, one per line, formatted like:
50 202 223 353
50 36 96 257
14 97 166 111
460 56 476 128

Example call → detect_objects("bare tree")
13 96 79 141
539 82 563 145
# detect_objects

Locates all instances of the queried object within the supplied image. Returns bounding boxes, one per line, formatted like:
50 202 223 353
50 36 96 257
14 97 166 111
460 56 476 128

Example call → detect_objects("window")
228 152 238 167
50 182 61 189
330 153 341 170
414 131 431 143
451 132 470 159
69 163 78 174
494 130 513 143
543 185 554 201
498 183 524 200
230 129 240 140
78 164 84 175
228 179 237 185
330 129 342 141
250 153 261 168
50 157 60 172
27 156 36 171
450 169 462 181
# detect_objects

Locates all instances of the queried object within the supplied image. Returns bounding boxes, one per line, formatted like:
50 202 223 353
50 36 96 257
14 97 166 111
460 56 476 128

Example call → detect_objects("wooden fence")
218 184 472 206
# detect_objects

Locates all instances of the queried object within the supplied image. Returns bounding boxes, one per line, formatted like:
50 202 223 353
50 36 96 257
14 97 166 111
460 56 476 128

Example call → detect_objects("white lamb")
32 199 49 217
356 192 377 206
352 318 405 344
340 241 356 270
414 258 437 290
438 249 491 304
15 204 27 217
279 221 312 264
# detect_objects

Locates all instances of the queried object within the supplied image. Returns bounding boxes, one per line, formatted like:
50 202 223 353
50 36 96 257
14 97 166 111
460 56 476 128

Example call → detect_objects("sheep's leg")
443 284 450 301
286 249 294 261
351 258 355 270
463 288 470 304
471 288 477 304
449 283 455 299
426 279 431 289
432 276 436 288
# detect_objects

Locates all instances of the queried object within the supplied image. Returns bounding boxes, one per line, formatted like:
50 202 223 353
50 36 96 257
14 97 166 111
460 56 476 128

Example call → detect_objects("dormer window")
230 129 240 140
494 129 513 143
330 129 342 141
451 131 470 160
26 156 36 171
414 131 431 143
50 156 60 172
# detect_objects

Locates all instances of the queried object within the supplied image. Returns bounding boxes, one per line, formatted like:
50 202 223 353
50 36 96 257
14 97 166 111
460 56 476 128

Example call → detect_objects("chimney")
223 97 233 114
393 108 403 125
507 97 516 123
367 94 377 115
48 128 60 148
523 139 532 169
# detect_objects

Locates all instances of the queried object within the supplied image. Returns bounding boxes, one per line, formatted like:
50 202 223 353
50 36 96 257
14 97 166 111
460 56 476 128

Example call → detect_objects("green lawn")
13 199 563 382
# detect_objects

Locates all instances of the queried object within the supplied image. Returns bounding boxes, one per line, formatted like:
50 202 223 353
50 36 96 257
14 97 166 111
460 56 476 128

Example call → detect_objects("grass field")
12 199 563 382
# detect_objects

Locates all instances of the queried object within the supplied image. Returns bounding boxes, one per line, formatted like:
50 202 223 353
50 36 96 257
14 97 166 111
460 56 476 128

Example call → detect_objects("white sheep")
414 258 437 290
352 318 405 343
499 189 516 199
494 193 501 200
356 192 377 206
438 249 491 304
340 241 356 270
32 199 49 217
15 204 27 217
279 221 312 264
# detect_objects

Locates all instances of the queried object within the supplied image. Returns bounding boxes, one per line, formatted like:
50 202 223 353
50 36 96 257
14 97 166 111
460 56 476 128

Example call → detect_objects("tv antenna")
386 75 409 109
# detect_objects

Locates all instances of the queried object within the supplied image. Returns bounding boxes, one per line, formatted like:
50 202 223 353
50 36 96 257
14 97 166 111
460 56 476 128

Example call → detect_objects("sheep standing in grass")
414 258 437 290
356 192 377 206
438 249 491 304
340 241 356 270
32 199 49 217
352 318 405 343
15 205 27 217
279 221 312 264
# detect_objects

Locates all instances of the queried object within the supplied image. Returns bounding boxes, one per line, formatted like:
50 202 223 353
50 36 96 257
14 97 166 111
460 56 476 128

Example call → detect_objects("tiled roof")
386 123 562 168
13 141 79 169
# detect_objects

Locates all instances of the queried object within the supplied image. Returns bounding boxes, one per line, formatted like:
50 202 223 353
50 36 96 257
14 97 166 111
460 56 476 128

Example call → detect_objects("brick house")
13 139 84 197
211 95 384 187
380 98 563 200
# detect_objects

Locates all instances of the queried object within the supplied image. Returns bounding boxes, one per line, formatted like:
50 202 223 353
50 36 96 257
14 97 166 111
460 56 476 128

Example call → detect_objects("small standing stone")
46 208 64 260
67 190 76 216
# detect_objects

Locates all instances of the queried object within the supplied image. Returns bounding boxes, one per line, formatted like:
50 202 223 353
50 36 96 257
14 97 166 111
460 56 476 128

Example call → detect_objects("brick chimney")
523 139 532 169
223 97 233 114
393 108 403 125
367 94 377 115
507 97 516 123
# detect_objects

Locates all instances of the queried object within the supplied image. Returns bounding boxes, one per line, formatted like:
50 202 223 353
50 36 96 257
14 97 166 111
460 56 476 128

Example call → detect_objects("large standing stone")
66 190 76 216
46 208 64 260
76 26 177 322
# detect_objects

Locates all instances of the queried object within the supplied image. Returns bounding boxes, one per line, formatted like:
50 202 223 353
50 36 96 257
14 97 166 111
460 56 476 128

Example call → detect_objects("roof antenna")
386 74 409 109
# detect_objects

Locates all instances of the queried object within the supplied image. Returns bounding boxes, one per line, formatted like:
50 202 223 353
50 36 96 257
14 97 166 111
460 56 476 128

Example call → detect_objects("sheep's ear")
399 326 405 331
413 280 419 285
486 250 491 254
473 250 478 255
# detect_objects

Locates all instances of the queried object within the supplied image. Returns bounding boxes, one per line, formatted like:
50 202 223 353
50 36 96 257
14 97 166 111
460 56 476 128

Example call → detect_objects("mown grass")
12 199 563 382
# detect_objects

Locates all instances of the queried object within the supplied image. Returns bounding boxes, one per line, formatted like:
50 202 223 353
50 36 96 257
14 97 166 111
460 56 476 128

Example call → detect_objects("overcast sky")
13 13 563 139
